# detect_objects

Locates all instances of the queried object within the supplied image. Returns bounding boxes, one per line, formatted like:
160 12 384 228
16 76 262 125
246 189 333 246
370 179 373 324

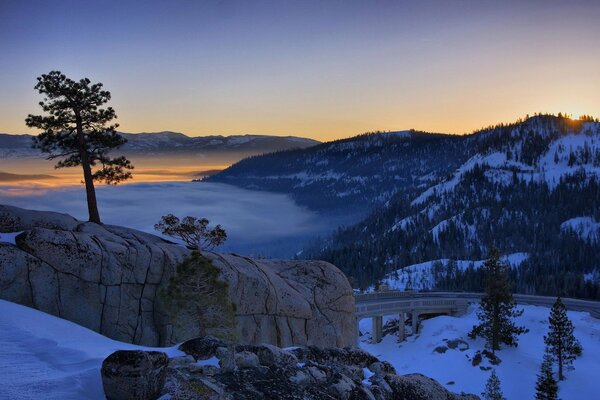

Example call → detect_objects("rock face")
156 337 481 399
101 350 168 400
0 205 355 347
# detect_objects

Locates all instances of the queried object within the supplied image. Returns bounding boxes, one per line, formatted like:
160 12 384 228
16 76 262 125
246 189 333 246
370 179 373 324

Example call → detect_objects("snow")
1 295 598 399
381 130 412 139
538 132 600 188
411 153 495 205
382 254 529 291
429 214 477 243
196 356 219 367
584 270 599 284
0 231 22 244
359 304 600 399
0 299 184 399
362 367 374 386
412 129 600 207
390 216 414 231
561 217 600 242
226 136 255 145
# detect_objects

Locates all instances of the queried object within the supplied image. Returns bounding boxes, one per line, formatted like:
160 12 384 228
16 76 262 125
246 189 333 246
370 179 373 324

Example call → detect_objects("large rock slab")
0 205 355 347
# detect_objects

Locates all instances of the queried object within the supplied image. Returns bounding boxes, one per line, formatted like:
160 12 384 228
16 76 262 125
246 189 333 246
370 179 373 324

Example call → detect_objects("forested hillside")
307 115 600 299
207 130 470 216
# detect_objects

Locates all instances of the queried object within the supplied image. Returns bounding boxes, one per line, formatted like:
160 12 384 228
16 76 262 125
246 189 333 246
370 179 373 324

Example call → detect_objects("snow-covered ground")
359 304 600 399
561 216 600 242
0 231 21 244
380 253 529 291
1 298 598 399
0 300 184 400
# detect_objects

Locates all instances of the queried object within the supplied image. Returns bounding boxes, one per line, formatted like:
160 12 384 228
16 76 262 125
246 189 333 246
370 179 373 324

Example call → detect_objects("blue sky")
2 0 600 139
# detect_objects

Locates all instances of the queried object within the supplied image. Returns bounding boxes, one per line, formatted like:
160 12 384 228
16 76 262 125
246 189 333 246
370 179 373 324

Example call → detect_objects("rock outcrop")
119 337 480 399
101 350 168 400
0 205 355 347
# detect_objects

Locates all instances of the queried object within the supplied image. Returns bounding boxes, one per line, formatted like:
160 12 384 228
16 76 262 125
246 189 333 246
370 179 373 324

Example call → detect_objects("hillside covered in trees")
309 115 600 298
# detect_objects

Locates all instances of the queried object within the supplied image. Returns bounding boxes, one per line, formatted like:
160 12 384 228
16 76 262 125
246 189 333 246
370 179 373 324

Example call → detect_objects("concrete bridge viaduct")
354 291 600 344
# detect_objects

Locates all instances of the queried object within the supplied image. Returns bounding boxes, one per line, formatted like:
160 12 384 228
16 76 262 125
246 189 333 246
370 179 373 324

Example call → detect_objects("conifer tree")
154 214 227 250
481 370 506 400
544 297 582 380
26 71 133 224
469 248 528 353
535 351 558 400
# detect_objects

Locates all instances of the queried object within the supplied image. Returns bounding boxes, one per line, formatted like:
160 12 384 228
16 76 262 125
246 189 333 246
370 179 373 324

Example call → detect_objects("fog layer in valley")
0 181 335 257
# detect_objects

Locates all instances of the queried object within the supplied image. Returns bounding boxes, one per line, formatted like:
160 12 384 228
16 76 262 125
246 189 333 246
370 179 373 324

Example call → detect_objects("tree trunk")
75 113 101 224
492 301 499 354
558 348 563 380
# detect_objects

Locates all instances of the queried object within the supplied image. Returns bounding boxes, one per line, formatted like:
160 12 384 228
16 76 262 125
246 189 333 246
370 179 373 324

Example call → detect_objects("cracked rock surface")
0 205 355 347
156 337 481 400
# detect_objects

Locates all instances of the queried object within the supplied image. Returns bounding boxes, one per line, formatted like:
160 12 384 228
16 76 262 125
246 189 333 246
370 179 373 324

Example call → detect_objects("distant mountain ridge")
0 131 320 158
207 129 470 216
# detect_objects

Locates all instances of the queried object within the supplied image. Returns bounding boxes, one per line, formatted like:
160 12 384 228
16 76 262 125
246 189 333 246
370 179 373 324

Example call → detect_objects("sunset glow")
1 0 599 141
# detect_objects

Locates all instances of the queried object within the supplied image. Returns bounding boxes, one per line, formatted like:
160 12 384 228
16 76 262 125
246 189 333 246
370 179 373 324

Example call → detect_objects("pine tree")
535 351 558 400
25 71 133 223
481 370 506 400
154 214 227 250
469 248 528 353
544 297 583 380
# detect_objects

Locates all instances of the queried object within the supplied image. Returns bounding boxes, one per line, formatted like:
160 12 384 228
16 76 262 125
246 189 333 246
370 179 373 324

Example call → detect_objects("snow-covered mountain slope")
379 253 529 291
0 300 184 400
561 217 600 242
208 130 469 215
0 132 319 158
311 116 600 298
359 304 600 400
413 120 600 205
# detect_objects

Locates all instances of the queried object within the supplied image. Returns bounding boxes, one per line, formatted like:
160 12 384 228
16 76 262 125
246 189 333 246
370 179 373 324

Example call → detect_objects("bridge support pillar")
355 317 360 347
372 316 383 343
411 311 419 334
398 312 405 341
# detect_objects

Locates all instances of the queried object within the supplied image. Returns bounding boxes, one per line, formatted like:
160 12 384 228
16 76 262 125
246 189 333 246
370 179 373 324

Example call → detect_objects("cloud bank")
0 182 333 257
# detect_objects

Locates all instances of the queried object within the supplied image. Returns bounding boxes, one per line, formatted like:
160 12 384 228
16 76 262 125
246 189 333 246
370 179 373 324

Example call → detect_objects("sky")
1 0 600 141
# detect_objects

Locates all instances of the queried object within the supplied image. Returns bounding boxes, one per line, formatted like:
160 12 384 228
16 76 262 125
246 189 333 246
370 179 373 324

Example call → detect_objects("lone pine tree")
26 71 133 223
535 351 558 400
481 370 506 400
154 214 227 251
544 297 582 380
469 248 528 353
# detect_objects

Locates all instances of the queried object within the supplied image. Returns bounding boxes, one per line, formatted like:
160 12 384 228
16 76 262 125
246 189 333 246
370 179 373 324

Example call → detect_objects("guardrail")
354 291 600 319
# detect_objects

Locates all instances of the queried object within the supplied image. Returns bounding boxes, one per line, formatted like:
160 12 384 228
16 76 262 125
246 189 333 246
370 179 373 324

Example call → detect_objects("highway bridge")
354 291 600 344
